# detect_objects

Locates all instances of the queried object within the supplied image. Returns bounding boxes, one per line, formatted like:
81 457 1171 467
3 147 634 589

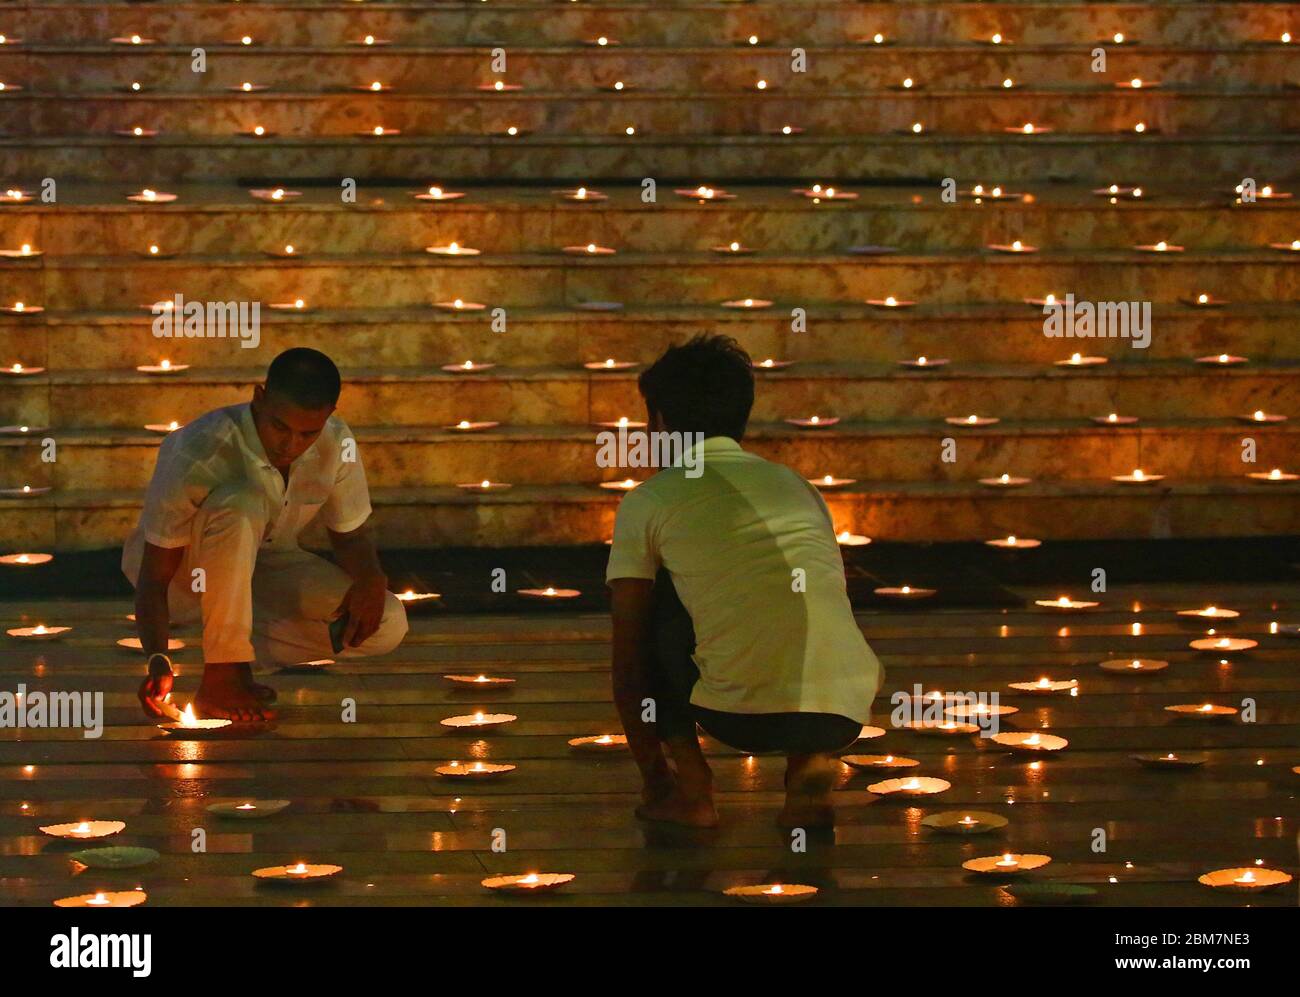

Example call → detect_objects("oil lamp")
437 761 515 779
441 360 495 373
568 734 628 752
723 883 818 904
519 586 580 599
482 873 574 894
440 712 516 729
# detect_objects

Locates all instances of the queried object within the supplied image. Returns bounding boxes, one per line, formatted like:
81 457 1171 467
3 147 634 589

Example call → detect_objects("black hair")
637 334 755 440
265 348 341 409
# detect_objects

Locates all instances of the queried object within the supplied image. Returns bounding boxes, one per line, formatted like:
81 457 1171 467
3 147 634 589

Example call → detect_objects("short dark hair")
265 348 341 409
637 334 754 440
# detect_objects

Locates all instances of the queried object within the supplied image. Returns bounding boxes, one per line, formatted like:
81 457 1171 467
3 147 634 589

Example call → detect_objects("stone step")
7 45 1295 91
7 132 1297 182
4 478 1295 551
2 364 1293 427
4 185 1297 255
11 2 1294 48
4 306 1294 370
2 419 1296 490
12 89 1296 137
3 250 1296 311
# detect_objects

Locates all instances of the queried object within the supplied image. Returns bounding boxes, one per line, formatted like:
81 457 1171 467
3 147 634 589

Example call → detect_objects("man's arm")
328 519 388 648
135 541 185 658
609 577 674 797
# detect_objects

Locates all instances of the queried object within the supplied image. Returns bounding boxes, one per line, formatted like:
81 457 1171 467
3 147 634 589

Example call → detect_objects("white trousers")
125 481 408 665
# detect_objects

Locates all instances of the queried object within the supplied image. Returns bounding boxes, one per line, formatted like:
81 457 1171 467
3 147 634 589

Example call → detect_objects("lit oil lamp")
128 188 177 203
1188 636 1257 652
1117 77 1159 89
478 79 523 92
998 77 1018 90
115 126 158 138
253 862 342 882
482 872 574 894
1236 409 1286 423
1092 184 1143 199
712 241 753 254
979 473 1031 487
808 474 855 490
1132 751 1206 768
40 820 126 840
443 674 514 688
434 298 487 311
1009 677 1076 694
7 623 71 640
922 811 1009 834
753 358 794 370
144 421 182 434
239 125 275 138
986 535 1041 549
136 358 189 374
868 776 950 797
1 301 43 314
352 35 390 46
836 531 872 546
898 355 949 369
412 185 466 202
720 298 772 309
1134 240 1182 252
158 702 234 736
594 416 647 429
724 883 818 904
1055 352 1107 367
904 720 980 736
2 361 44 375
784 415 839 429
441 360 495 373
1177 605 1239 620
600 80 633 92
1099 657 1168 674
1008 122 1051 135
250 187 301 203
0 82 20 93
354 80 391 92
436 760 516 779
769 125 804 137
1024 293 1063 307
230 82 268 93
109 34 154 45
945 702 1018 720
426 241 481 256
1236 182 1291 201
894 77 918 90
268 297 309 311
1247 467 1298 482
1035 595 1100 610
54 891 146 908
1198 868 1292 892
674 185 735 201
556 186 607 202
563 242 616 256
991 731 1069 753
944 414 999 427
988 239 1037 254
444 420 498 432
395 590 441 604
0 553 53 565
518 586 580 599
1164 702 1239 720
0 243 39 259
873 585 936 599
599 478 641 491
456 480 511 492
492 125 530 137
1112 468 1164 484
867 295 915 308
964 853 1051 875
568 734 628 752
0 484 50 498
1092 412 1139 425
1 424 50 436
440 711 517 729
360 125 399 137
1267 239 1300 252
206 799 291 818
983 33 1009 45
841 754 919 770
1 187 34 203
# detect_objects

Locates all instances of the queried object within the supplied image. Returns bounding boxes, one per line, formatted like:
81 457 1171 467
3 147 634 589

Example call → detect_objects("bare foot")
779 752 838 828
236 663 277 704
195 666 276 722
635 789 719 828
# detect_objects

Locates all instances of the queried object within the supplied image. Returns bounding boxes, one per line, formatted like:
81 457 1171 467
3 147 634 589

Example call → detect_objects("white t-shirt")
122 403 372 578
605 435 883 723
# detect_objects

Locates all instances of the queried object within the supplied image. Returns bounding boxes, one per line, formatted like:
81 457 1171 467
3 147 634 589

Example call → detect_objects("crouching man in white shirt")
606 335 883 829
126 348 408 722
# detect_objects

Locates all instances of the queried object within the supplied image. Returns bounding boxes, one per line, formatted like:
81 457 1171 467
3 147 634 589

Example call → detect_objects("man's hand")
137 653 177 719
336 574 388 648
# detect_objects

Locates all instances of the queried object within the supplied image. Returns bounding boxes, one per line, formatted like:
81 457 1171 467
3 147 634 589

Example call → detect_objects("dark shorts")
649 568 861 755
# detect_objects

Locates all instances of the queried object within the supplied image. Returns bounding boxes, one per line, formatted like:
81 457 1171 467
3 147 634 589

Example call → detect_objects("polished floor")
1 582 1297 906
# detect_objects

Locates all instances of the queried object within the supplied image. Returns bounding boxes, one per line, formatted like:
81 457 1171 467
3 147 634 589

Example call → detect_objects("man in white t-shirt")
126 348 408 722
606 335 883 829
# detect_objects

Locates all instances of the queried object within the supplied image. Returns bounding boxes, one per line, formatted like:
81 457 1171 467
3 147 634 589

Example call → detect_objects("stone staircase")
1 2 1297 551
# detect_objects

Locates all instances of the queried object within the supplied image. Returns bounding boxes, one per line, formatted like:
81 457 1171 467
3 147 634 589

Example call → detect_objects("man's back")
607 436 883 723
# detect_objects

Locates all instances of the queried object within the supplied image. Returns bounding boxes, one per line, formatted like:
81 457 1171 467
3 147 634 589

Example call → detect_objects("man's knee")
359 592 408 656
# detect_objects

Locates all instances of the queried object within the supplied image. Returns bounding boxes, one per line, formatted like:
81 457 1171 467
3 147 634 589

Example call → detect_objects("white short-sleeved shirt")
606 435 883 723
123 403 372 575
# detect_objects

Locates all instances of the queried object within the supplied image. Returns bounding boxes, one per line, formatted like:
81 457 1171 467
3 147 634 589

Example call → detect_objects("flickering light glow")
440 712 517 729
482 873 574 894
568 734 629 752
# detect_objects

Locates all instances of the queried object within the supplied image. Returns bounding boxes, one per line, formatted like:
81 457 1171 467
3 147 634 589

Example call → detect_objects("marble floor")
1 582 1297 907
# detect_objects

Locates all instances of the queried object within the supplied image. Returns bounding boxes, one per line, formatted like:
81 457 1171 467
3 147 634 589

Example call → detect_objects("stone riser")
3 423 1295 490
2 368 1292 427
4 256 1295 310
9 134 1295 182
3 311 1291 369
5 484 1296 551
3 199 1296 256
7 48 1295 91
11 92 1295 137
13 3 1294 47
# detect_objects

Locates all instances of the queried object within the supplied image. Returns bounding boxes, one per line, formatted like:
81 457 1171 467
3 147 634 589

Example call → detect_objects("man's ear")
252 384 265 405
